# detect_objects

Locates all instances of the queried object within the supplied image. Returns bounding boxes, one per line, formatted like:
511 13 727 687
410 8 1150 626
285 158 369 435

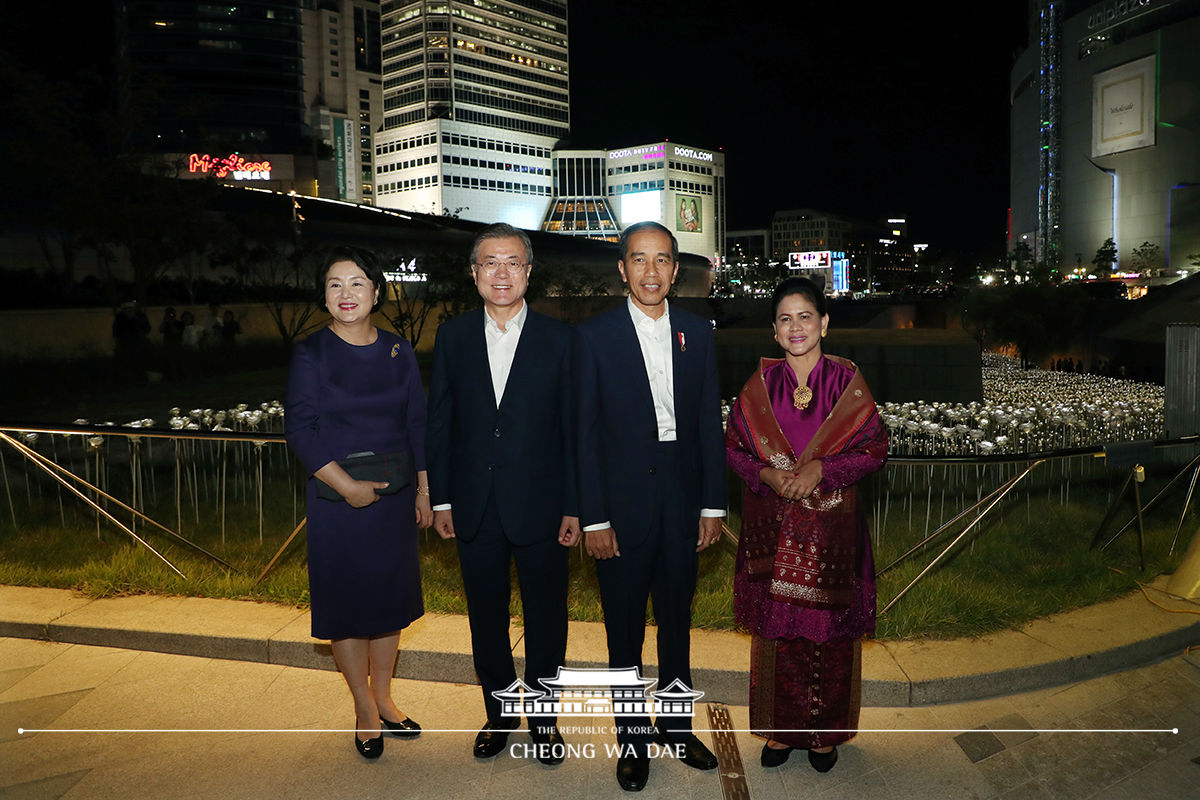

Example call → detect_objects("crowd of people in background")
113 300 242 379
1050 355 1126 378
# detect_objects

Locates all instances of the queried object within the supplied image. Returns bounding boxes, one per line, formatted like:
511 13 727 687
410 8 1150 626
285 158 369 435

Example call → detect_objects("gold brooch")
793 385 812 410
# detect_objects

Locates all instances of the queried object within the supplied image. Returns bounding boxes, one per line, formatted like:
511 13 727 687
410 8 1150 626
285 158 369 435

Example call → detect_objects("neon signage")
608 145 665 160
187 153 272 181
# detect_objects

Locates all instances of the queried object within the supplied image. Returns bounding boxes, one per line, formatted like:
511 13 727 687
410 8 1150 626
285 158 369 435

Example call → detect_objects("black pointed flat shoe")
807 746 838 773
354 723 383 759
760 742 793 767
380 716 421 738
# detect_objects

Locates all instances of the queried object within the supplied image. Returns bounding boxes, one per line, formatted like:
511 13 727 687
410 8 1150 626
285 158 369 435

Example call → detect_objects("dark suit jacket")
574 302 726 546
427 308 576 543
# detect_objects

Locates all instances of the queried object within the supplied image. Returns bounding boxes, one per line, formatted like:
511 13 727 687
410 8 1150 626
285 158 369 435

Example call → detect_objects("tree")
960 289 998 352
530 259 610 325
1130 241 1162 276
1010 241 1033 275
379 250 477 346
226 209 320 347
1092 238 1118 273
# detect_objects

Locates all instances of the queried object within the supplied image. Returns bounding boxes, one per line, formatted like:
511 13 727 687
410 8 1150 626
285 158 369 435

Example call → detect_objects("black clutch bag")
315 450 412 501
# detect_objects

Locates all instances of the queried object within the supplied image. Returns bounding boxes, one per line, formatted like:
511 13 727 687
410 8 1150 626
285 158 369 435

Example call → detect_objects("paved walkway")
1 582 1198 707
1 638 1198 799
1 583 1199 798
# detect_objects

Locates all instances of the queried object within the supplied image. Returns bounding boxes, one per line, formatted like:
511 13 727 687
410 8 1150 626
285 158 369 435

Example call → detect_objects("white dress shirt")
583 298 724 533
432 301 527 513
629 297 677 442
485 300 527 407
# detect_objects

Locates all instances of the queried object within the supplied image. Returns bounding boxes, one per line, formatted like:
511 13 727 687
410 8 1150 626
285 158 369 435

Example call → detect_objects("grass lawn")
1 346 1194 640
0 473 1189 640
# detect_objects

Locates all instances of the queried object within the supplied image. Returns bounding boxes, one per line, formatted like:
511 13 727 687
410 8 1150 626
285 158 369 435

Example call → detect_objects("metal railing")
2 422 1197 610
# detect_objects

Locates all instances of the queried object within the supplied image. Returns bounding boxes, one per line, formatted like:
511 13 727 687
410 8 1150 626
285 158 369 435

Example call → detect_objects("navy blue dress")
285 326 426 639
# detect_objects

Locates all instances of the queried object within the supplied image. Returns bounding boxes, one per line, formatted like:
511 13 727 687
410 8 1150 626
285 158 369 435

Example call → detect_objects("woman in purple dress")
285 246 432 760
726 277 888 773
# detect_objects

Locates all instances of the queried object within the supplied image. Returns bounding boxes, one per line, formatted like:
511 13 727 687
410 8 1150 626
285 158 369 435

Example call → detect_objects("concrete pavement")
1 581 1199 798
0 581 1198 707
1 637 1197 799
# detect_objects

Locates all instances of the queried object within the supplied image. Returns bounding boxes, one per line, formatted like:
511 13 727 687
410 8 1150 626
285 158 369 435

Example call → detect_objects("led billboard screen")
619 190 662 227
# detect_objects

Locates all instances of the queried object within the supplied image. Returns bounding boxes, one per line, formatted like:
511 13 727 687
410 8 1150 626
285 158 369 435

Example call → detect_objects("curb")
1 583 1197 707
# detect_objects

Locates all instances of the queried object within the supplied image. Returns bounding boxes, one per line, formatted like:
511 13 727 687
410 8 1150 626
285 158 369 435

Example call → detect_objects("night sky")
7 2 1029 260
569 1 1030 259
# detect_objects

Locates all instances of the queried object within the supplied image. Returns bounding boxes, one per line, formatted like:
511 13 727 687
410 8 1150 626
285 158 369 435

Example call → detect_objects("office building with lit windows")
603 142 727 260
538 141 727 258
372 0 567 228
1010 0 1200 278
302 0 384 203
118 2 320 192
118 1 307 154
542 149 621 239
771 209 916 291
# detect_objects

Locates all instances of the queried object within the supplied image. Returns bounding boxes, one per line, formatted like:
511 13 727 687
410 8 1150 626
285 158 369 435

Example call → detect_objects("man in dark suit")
427 223 580 765
574 221 726 791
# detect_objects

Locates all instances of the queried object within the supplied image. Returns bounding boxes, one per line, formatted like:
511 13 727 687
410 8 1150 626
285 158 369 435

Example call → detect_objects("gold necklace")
793 384 813 410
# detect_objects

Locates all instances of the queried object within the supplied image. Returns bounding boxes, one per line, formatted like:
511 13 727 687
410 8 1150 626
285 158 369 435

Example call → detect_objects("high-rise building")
301 0 384 203
118 1 307 155
373 1 568 228
605 142 726 260
1010 1 1200 281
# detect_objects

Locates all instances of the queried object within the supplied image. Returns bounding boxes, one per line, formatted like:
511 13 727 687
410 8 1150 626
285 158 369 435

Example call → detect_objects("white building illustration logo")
491 666 704 718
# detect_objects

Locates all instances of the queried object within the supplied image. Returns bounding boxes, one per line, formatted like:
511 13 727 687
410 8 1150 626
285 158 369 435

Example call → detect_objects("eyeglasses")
474 260 527 275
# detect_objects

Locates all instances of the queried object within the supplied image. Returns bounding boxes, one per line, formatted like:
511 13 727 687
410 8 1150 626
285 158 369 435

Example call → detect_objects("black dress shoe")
529 726 565 766
760 742 793 767
380 715 421 738
807 746 838 773
473 720 518 759
651 727 717 770
354 718 383 760
616 755 649 792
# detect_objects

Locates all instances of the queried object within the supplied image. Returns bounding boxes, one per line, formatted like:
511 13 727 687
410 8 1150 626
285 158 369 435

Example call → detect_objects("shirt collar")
485 300 527 334
627 296 670 328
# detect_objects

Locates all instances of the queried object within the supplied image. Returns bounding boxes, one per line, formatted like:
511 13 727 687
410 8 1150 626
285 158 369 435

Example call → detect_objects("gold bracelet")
416 486 430 496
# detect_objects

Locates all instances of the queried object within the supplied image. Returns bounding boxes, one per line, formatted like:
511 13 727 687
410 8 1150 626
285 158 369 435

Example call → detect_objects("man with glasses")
574 221 725 791
427 222 580 765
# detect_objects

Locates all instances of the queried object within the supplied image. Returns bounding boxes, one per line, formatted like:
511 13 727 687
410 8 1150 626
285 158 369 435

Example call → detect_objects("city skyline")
4 2 1027 261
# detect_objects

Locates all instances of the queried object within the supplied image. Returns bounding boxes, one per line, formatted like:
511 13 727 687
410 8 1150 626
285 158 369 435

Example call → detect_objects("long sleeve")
284 336 337 476
558 327 578 517
573 328 607 528
725 420 772 496
426 325 452 507
698 323 727 511
402 340 427 472
818 421 889 492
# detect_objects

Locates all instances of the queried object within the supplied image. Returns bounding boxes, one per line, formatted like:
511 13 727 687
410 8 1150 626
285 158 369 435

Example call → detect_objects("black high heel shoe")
354 718 383 759
380 716 421 738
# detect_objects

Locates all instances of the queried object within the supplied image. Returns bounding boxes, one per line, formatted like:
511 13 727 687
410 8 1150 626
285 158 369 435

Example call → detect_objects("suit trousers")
594 441 700 752
457 490 569 731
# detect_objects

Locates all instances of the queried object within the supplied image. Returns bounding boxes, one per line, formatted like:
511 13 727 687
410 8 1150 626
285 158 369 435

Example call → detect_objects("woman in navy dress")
285 246 432 759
